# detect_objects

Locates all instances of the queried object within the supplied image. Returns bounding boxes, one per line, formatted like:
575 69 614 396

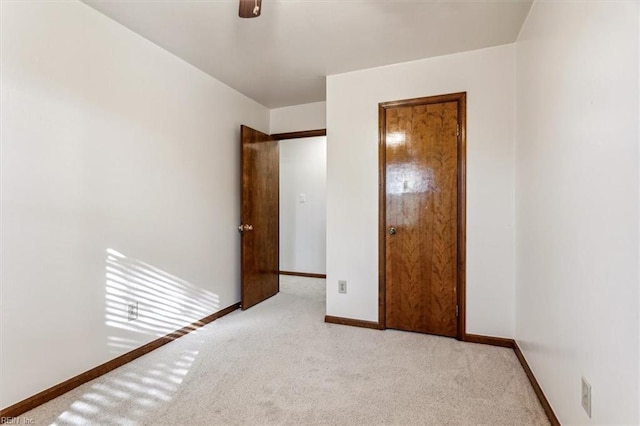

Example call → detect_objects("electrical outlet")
127 302 138 321
581 377 591 418
338 280 347 294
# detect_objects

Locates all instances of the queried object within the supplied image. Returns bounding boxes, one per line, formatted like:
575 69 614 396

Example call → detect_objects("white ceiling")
84 0 533 108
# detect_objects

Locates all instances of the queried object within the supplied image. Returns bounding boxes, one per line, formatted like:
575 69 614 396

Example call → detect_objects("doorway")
378 92 466 339
279 136 327 279
240 127 326 310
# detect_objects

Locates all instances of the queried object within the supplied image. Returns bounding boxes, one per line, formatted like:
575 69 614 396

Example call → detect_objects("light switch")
299 193 306 203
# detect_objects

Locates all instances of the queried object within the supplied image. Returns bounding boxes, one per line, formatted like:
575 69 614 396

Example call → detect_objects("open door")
240 125 279 309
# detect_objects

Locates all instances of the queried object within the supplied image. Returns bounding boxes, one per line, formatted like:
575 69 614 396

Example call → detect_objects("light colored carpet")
23 276 548 425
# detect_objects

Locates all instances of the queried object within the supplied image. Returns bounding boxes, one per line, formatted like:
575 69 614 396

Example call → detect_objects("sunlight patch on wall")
104 248 220 353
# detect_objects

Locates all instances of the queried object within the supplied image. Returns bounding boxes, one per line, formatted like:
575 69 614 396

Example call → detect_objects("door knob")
388 227 396 235
238 224 254 232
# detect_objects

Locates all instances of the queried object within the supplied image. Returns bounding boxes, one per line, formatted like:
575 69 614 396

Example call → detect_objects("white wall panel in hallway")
279 137 327 275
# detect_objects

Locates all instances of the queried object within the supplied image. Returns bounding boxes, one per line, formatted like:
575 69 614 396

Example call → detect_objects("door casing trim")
271 129 326 140
378 92 467 340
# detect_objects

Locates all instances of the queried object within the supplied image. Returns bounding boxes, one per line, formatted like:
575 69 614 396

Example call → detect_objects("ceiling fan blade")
239 0 262 19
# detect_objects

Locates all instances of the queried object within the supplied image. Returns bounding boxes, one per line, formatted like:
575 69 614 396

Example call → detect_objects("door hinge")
456 305 459 317
456 124 460 137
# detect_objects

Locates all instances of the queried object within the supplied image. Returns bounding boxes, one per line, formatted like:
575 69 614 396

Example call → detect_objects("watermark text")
1 417 35 425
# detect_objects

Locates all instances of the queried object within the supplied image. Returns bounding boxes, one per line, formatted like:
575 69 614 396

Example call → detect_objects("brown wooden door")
380 93 466 338
240 125 279 309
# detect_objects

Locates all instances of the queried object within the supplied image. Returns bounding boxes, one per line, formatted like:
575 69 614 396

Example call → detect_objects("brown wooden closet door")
383 100 460 337
240 125 279 310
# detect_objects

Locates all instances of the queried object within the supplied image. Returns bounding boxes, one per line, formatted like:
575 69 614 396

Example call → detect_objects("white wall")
279 137 327 274
515 2 639 424
326 45 516 336
1 1 269 409
270 101 326 134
